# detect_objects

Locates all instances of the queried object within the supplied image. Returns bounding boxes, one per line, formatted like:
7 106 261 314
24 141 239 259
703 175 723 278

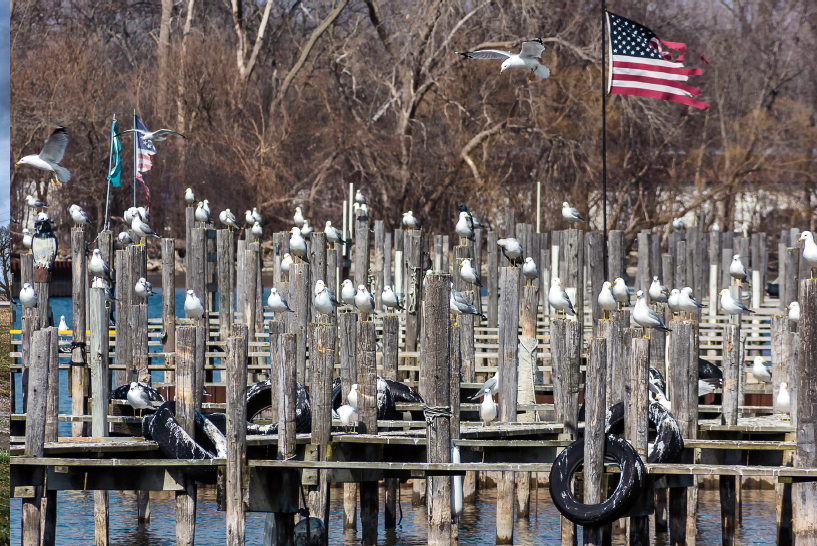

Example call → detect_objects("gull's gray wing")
457 49 513 60
560 287 576 314
153 129 187 139
469 376 497 400
569 207 585 221
326 288 341 307
519 39 545 58
40 127 69 163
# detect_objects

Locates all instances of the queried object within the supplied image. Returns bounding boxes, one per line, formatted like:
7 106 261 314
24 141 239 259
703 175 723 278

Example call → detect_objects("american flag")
134 115 155 207
607 12 708 109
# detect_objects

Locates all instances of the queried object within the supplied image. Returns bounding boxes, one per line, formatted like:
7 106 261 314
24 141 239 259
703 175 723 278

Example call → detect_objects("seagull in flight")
118 127 187 142
17 127 71 186
457 39 550 83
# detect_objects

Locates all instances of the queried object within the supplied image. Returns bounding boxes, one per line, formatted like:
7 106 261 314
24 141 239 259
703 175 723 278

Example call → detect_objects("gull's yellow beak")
15 161 21 165
798 237 804 241
500 68 505 74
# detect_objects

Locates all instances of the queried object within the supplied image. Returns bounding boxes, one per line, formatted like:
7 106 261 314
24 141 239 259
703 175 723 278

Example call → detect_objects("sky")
0 0 9 225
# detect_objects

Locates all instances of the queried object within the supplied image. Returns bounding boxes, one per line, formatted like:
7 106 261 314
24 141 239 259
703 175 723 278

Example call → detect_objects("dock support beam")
175 327 198 546
794 279 817 544
583 338 607 546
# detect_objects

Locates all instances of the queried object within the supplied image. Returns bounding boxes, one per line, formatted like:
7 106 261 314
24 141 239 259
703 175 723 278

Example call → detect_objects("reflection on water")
11 483 778 545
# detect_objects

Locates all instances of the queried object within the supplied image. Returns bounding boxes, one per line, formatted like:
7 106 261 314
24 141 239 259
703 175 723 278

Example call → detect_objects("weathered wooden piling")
625 338 650 545
354 210 370 289
784 247 800 309
190 226 208 326
244 243 259 383
291 262 309 383
382 314 400 528
719 323 741 546
114 248 131 386
794 279 817 543
424 274 452 546
308 322 334 529
357 318 378 546
638 231 652 303
272 333 298 544
218 230 235 341
40 324 59 546
71 227 88 437
487 231 499 327
516 284 538 518
587 232 604 323
236 239 246 323
405 230 423 376
310 232 327 319
162 238 177 383
130 244 149 384
34 262 51 328
608 230 625 281
226 324 249 546
175 327 198 546
90 287 110 545
583 337 607 546
338 311 358 528
454 244 476 384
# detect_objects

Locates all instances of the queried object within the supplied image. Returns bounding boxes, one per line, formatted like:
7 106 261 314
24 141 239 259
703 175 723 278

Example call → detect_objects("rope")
422 405 452 425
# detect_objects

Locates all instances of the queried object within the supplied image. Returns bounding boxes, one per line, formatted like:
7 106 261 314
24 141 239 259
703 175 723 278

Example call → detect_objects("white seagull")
648 383 672 412
672 218 685 231
135 277 156 298
800 231 817 277
127 382 158 418
131 216 161 242
497 237 523 266
336 404 359 433
548 277 575 317
289 227 309 263
480 393 498 429
751 357 772 384
347 384 360 407
184 188 196 207
787 302 800 322
92 277 116 302
245 210 255 226
469 373 499 401
25 195 48 209
455 211 474 245
775 382 791 420
219 209 240 231
184 289 205 318
267 287 294 320
679 287 705 319
340 279 356 309
450 284 485 322
729 254 748 287
355 190 367 204
69 205 90 228
612 278 630 309
314 280 341 322
522 257 538 286
293 206 305 228
17 127 71 185
561 201 587 224
382 286 404 314
457 38 550 83
354 285 377 317
118 127 187 142
598 281 617 320
118 231 133 245
281 253 294 274
459 258 482 292
402 211 422 230
251 221 263 242
719 289 753 315
668 289 682 317
251 207 263 224
90 249 113 283
20 283 37 308
649 276 670 303
22 229 32 253
325 221 343 247
58 315 69 332
633 290 672 339
195 202 212 226
300 219 314 237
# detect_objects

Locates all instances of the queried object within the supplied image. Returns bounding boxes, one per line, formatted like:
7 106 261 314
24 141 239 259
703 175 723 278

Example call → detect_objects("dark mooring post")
226 324 249 546
497 265 520 544
22 328 52 546
583 338 607 546
71 226 88 437
90 287 110 546
424 274 452 546
794 279 817 543
175 327 198 546
162 238 176 384
357 318 378 546
308 322 334 531
383 314 400 528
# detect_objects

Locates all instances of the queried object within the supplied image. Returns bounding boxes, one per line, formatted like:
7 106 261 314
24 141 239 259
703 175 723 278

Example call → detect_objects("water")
10 485 778 545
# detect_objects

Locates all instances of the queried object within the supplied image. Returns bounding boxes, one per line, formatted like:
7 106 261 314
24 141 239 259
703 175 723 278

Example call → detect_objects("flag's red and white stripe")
611 56 707 109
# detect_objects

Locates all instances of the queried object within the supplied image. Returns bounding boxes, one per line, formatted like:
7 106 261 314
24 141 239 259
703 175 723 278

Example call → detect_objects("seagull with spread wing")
17 127 71 186
457 39 550 82
118 127 187 142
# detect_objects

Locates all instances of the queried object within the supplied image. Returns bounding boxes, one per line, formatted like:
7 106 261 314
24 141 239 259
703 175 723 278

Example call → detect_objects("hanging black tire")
549 433 646 526
602 401 684 463
246 379 312 433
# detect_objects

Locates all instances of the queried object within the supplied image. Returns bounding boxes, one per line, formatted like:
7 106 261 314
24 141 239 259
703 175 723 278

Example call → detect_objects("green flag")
107 120 122 187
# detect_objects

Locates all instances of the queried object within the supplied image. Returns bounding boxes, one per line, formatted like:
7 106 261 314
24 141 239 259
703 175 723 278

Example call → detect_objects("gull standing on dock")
354 285 377 317
633 290 671 339
751 357 772 384
281 253 293 274
522 257 538 286
497 237 523 266
245 210 255 226
776 383 791 420
480 393 497 429
347 384 360 407
729 254 748 287
787 302 800 322
20 283 37 308
195 202 212 227
251 221 263 242
450 284 485 323
92 277 117 302
25 195 48 209
562 202 587 224
340 280 356 310
455 211 474 246
458 204 485 229
22 229 32 253
219 209 239 231
289 227 309 263
598 281 616 320
135 277 156 298
126 382 166 417
294 207 305 228
612 278 630 309
648 383 672 411
90 249 113 283
799 231 817 277
679 287 705 319
355 190 367 204
402 211 421 230
649 276 670 303
17 127 71 185
459 259 481 292
314 280 341 322
548 277 575 318
382 286 404 314
456 38 550 83
58 315 69 332
267 287 294 320
336 404 359 433
719 289 753 315
300 219 314 237
672 218 685 231
131 216 161 243
469 373 498 401
325 221 343 248
668 289 682 318
185 188 196 207
118 232 133 245
184 289 205 318
69 205 90 228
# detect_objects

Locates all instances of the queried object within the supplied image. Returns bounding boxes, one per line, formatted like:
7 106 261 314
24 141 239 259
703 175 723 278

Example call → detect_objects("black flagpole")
601 0 608 280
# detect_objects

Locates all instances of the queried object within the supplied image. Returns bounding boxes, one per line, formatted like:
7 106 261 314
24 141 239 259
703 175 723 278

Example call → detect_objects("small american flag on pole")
607 12 708 109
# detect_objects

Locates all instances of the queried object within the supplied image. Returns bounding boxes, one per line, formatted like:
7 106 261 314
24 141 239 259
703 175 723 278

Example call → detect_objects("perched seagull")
58 315 69 332
336 404 359 434
20 283 37 308
672 218 685 231
347 384 360 407
184 289 205 318
340 279 356 309
457 38 550 83
776 383 791 419
548 277 576 317
679 287 705 319
469 373 499 401
459 259 482 292
135 277 156 298
92 277 116 302
281 253 294 274
353 202 369 222
649 276 670 303
201 200 211 214
480 393 498 429
289 227 309 263
402 211 422 230
612 278 630 309
131 216 161 242
69 205 90 227
251 207 263 224
497 237 524 266
355 189 367 204
561 202 587 224
648 383 672 412
324 221 343 247
22 229 32 253
314 280 341 322
184 188 196 207
800 231 817 278
455 211 474 246
598 281 617 320
668 289 682 317
251 221 263 242
729 254 748 287
522 257 538 286
382 286 404 314
118 231 133 245
712 221 721 232
751 357 772 384
245 210 255 226
25 195 48 209
787 302 800 322
354 285 377 317
127 382 158 417
136 206 150 223
17 127 71 185
458 204 485 229
450 284 486 322
719 289 753 315
267 287 294 320
300 219 314 237
195 202 212 226
90 249 113 283
219 209 239 231
633 290 672 339
118 127 187 142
